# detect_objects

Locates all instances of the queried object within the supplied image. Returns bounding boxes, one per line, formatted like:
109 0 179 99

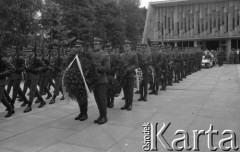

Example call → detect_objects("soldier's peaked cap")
94 37 102 44
75 40 84 47
150 41 158 46
124 40 131 45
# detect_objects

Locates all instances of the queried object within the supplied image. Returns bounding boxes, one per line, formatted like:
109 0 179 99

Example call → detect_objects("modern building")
142 0 240 61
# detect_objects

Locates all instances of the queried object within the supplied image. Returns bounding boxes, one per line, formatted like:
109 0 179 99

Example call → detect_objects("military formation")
0 38 223 125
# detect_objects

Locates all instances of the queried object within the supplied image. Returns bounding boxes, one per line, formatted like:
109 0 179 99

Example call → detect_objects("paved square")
0 65 240 152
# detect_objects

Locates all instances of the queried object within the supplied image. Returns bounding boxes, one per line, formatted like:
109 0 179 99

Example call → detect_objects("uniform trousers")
0 84 12 111
28 73 45 106
139 79 148 98
94 83 107 117
11 77 28 105
77 96 88 115
123 77 135 106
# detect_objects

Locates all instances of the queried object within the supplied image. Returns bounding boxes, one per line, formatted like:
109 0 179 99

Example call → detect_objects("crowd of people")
0 39 224 125
229 49 240 64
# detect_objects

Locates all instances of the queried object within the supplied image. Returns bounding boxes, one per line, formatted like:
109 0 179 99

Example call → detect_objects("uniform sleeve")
97 54 110 73
147 54 153 65
0 59 15 75
128 53 138 71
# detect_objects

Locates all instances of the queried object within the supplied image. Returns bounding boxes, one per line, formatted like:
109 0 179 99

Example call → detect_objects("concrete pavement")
0 64 240 152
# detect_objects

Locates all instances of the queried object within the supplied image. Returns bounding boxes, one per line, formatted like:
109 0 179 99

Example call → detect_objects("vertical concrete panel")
142 4 156 43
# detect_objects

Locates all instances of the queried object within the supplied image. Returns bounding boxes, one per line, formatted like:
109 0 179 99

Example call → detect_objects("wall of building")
143 0 240 43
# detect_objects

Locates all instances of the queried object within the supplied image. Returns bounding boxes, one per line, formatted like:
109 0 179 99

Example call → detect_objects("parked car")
202 56 213 68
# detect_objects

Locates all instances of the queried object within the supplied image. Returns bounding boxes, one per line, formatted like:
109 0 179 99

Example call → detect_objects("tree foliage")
0 0 147 52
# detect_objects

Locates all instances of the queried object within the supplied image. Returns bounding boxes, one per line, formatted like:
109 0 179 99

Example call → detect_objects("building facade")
142 0 240 61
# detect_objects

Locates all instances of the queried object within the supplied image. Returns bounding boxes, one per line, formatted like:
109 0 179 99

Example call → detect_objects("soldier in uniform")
23 44 47 113
137 44 152 101
167 52 174 86
41 49 53 99
160 50 168 90
49 46 65 104
72 40 89 121
0 52 15 117
148 44 161 95
121 40 138 110
19 52 31 101
173 51 180 83
9 47 29 108
35 48 51 104
92 38 110 124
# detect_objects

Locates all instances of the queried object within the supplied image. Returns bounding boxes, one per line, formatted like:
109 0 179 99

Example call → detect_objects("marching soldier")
0 52 15 117
49 46 65 104
19 52 31 102
9 47 29 108
35 47 51 104
42 49 53 99
23 43 47 113
137 44 152 102
92 38 110 124
121 40 138 110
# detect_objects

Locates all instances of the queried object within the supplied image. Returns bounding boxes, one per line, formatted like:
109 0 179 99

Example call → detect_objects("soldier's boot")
37 93 46 108
45 92 52 100
38 101 46 108
23 104 32 113
138 96 144 101
149 91 155 95
35 98 41 103
18 92 29 107
49 95 56 104
149 83 156 94
2 98 15 118
143 96 147 102
18 97 24 102
135 90 140 94
75 104 83 120
121 101 128 110
5 109 14 118
79 113 88 121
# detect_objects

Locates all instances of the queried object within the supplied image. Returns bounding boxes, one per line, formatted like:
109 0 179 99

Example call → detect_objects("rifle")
41 39 45 60
33 40 37 61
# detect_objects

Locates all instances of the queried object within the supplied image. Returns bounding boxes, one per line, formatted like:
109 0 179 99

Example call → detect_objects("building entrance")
205 40 219 50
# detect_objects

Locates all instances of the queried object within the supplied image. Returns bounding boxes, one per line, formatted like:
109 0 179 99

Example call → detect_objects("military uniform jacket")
92 50 110 84
11 57 26 80
51 56 64 77
137 51 152 78
27 57 46 79
121 51 138 78
0 57 15 85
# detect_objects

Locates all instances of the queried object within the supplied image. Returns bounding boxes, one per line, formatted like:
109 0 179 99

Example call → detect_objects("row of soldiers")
130 43 203 103
0 40 204 126
0 45 66 118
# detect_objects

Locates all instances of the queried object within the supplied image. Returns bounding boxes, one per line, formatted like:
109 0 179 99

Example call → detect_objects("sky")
140 0 165 8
